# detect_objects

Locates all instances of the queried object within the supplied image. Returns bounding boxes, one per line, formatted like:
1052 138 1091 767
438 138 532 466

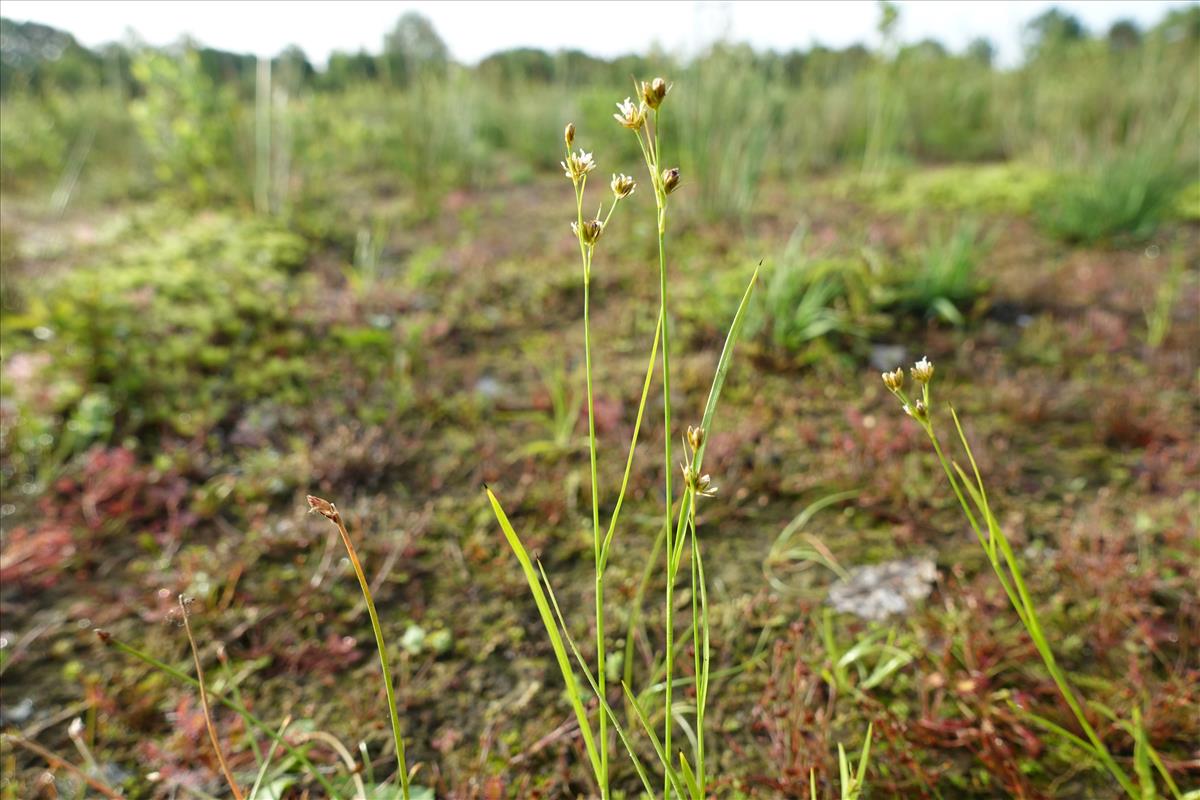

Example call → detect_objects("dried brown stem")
179 596 246 800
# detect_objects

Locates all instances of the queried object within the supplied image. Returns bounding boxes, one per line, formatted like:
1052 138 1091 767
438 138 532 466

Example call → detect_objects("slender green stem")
327 510 410 800
646 104 678 797
688 494 707 795
660 239 675 798
923 426 1028 629
918 409 1138 799
584 251 609 798
569 145 611 798
625 517 668 727
600 311 663 572
991 517 1137 798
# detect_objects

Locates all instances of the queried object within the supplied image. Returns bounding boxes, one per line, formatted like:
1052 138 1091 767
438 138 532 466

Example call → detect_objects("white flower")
561 149 596 181
613 97 646 130
611 173 637 199
911 357 934 384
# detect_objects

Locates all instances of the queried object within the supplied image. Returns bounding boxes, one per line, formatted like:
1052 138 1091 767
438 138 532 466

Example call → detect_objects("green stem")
923 428 1028 629
922 413 1138 799
688 494 707 795
584 260 609 798
994 523 1137 798
331 514 410 800
641 104 676 797
658 206 676 797
600 311 663 572
624 518 668 728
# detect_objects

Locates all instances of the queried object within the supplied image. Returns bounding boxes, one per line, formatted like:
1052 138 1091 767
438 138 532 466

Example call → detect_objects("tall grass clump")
751 231 872 357
486 78 761 798
881 359 1182 799
1035 150 1195 244
861 1 904 179
889 219 990 326
677 45 779 221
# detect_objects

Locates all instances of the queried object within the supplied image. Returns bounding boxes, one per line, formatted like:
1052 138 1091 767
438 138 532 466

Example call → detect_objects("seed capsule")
642 77 670 109
572 219 604 245
661 167 681 195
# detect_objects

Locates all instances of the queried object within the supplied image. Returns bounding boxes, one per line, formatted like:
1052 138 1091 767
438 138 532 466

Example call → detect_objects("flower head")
642 77 670 110
661 167 681 195
564 122 575 147
571 218 604 245
613 97 647 130
611 173 637 199
681 462 718 498
306 494 340 522
882 368 904 392
686 425 705 453
561 149 596 182
911 357 934 384
903 399 929 422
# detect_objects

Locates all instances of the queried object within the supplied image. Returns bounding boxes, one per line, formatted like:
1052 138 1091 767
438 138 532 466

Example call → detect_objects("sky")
2 1 1191 67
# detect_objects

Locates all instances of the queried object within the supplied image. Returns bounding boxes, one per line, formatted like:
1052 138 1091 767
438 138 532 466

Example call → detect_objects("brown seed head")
306 495 340 523
572 219 604 245
642 77 670 109
686 425 705 453
661 167 681 195
564 122 576 147
94 628 112 645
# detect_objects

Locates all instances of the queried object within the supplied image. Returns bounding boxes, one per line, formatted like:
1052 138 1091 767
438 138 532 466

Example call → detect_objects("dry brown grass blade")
178 595 246 800
1 732 124 799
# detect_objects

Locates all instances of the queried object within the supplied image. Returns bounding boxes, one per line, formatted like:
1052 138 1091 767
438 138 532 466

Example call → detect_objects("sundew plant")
486 78 760 799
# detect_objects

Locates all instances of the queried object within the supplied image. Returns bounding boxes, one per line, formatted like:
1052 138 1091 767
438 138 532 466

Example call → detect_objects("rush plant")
486 78 759 798
882 359 1180 800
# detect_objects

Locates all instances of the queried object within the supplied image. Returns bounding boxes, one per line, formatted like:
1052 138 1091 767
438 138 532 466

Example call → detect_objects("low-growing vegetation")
1 4 1198 799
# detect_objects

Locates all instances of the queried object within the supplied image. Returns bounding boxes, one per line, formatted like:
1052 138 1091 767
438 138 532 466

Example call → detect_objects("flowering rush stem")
562 120 637 798
307 496 411 800
881 361 1139 799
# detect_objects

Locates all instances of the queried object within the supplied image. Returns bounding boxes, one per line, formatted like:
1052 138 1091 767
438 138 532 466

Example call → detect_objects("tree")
322 50 378 90
381 12 448 85
1153 6 1200 45
0 17 103 94
1024 8 1087 59
477 48 554 83
274 45 314 87
966 37 995 66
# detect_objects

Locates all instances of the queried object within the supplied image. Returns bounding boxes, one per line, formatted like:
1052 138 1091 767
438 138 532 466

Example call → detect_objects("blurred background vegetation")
2 7 1197 218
